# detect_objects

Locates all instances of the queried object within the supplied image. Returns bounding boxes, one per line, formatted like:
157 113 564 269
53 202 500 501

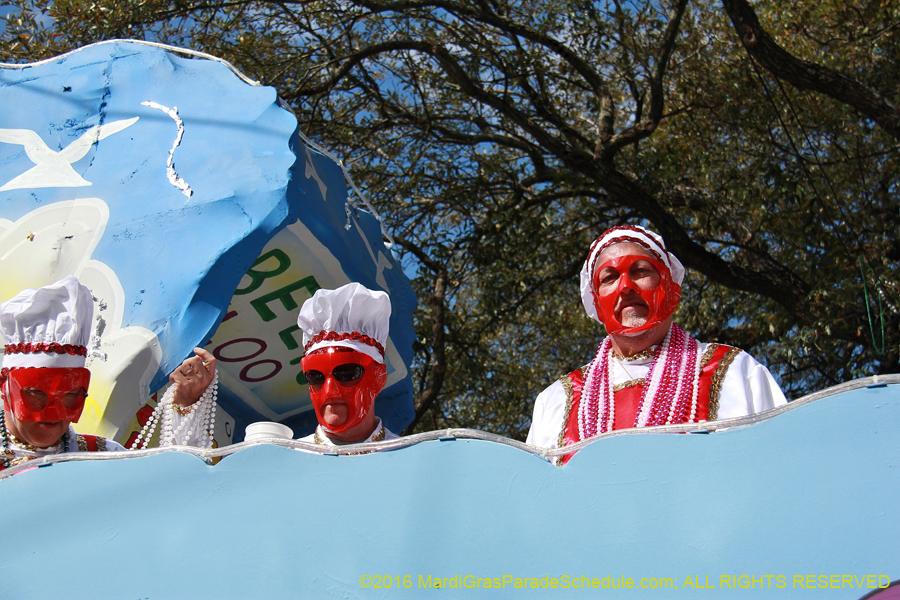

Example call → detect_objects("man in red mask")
0 277 217 471
295 283 398 446
526 225 787 464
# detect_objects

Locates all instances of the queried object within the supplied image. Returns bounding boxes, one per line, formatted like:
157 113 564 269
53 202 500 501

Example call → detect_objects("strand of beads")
578 338 611 440
642 325 702 427
644 325 683 426
646 325 689 426
201 370 218 447
665 336 700 425
674 335 699 424
159 386 179 447
161 370 218 449
172 370 218 449
687 339 703 423
596 339 619 435
634 325 676 428
600 345 615 435
577 339 601 439
578 323 707 439
0 409 11 469
661 327 694 425
130 388 170 450
131 370 219 449
664 331 692 424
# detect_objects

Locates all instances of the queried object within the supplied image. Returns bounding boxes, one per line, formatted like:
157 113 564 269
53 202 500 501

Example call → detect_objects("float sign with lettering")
203 201 417 438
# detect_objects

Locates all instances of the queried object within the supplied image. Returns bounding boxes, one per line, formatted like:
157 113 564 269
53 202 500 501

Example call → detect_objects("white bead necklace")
130 369 218 450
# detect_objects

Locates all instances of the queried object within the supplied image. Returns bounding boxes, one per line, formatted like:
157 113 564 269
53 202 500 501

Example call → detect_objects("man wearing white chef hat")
0 276 217 470
296 282 399 446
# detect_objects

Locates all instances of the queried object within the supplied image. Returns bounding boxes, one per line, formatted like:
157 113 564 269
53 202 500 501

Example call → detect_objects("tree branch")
393 237 449 433
721 0 900 139
353 0 611 96
602 0 689 159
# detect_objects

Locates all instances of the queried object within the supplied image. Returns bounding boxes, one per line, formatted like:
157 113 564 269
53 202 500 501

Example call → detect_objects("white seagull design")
0 117 139 191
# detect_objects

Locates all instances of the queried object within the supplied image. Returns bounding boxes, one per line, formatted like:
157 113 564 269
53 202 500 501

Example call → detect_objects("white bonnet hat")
579 225 685 323
1 276 94 369
297 282 391 364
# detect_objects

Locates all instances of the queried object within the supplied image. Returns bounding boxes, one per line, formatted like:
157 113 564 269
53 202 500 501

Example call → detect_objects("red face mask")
593 254 681 335
300 348 386 433
3 367 91 422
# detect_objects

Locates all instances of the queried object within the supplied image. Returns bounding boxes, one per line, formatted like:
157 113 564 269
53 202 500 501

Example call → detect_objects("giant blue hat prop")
0 40 416 442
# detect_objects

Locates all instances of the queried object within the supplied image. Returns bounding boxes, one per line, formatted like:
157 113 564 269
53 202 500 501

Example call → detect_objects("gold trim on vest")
708 347 743 421
556 371 578 451
613 378 646 393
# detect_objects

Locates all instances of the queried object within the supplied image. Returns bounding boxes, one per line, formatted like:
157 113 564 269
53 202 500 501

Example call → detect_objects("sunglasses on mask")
18 387 88 412
303 363 365 386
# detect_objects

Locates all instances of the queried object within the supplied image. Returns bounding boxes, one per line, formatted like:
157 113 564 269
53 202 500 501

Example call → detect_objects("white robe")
526 341 787 449
169 409 215 447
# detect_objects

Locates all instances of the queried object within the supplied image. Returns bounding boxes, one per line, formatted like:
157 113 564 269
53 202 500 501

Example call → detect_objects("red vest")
556 344 742 465
75 434 109 452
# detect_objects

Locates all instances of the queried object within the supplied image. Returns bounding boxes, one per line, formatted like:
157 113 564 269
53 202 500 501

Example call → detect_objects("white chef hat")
297 282 391 364
580 225 685 322
1 276 94 369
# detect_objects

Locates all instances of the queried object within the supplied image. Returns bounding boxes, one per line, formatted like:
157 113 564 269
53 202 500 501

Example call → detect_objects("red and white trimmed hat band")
305 330 386 361
1 276 94 370
297 282 391 365
579 225 685 323
3 342 88 369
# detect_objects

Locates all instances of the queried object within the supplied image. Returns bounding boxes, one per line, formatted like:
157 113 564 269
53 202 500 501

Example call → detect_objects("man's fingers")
194 347 214 361
191 348 216 380
193 347 216 374
168 349 216 392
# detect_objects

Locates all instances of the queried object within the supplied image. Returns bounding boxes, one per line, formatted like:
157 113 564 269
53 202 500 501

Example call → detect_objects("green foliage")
2 0 898 439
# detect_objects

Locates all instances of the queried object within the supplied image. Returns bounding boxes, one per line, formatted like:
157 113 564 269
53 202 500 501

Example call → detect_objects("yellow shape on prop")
0 199 161 444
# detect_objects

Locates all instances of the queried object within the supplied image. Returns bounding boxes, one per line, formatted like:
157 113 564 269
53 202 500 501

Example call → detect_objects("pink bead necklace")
578 324 701 440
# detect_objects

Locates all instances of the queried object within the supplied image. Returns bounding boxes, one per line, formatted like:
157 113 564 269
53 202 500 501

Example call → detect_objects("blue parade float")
0 374 898 599
0 41 897 599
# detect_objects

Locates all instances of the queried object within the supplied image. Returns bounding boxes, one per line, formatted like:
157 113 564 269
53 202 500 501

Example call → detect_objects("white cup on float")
244 421 294 442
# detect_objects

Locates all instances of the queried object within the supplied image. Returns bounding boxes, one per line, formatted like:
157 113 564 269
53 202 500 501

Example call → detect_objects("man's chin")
23 422 68 447
615 316 650 331
609 313 662 335
614 328 650 338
